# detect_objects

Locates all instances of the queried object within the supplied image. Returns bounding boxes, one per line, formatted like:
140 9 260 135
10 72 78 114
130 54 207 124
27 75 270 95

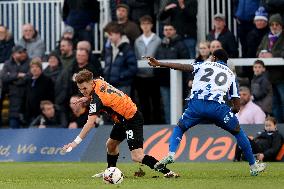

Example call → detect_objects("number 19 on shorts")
126 130 134 140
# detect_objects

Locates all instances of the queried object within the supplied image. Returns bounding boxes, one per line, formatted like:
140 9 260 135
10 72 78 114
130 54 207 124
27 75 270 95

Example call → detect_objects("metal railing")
0 0 239 54
0 0 64 54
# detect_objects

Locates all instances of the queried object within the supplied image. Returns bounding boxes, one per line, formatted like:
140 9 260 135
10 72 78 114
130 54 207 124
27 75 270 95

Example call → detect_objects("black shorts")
110 111 144 151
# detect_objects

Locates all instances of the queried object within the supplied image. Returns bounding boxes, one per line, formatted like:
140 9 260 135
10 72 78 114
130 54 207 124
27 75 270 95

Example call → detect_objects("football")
103 167 124 184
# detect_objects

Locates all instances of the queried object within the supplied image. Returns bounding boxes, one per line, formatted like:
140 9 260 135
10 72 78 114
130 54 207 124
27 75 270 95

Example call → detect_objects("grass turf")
0 162 283 189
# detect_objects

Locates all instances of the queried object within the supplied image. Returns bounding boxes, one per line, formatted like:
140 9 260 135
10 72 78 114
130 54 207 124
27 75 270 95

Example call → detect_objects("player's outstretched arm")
62 115 98 152
231 97 240 113
143 56 194 72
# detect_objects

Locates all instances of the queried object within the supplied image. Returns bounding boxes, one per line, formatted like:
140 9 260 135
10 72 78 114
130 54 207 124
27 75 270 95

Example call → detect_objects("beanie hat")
254 7 268 21
269 14 283 26
63 25 74 35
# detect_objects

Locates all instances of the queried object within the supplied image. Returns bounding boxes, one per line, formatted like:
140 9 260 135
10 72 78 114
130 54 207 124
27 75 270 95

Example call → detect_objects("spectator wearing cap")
257 14 284 123
246 7 269 58
62 25 78 48
52 25 77 57
233 0 260 58
1 45 31 128
206 13 239 58
25 58 54 125
62 0 100 48
17 23 45 59
159 0 198 58
115 3 141 46
62 26 74 39
0 25 15 63
109 0 127 21
241 6 270 83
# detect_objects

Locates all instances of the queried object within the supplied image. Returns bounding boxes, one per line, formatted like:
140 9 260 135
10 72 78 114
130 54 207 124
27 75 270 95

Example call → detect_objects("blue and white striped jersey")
190 61 239 103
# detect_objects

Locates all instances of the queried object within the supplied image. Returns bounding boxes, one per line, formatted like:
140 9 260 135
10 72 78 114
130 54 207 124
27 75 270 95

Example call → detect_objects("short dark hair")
139 15 153 24
254 59 265 67
40 100 53 111
75 69 93 84
212 49 229 63
104 21 123 34
163 22 175 29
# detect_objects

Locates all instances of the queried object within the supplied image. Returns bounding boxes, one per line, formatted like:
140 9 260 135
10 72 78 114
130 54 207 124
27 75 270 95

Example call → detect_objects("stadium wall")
0 124 283 162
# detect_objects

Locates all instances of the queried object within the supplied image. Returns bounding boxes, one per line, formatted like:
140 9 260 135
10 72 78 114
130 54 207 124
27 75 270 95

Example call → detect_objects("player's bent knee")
177 121 188 132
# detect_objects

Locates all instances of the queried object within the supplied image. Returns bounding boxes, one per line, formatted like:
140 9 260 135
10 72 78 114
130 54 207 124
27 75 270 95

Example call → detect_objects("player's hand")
73 97 89 105
62 141 78 153
142 56 160 67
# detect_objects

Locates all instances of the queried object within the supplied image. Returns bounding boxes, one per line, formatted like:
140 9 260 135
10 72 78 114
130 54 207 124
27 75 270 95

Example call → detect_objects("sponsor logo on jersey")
89 103 97 113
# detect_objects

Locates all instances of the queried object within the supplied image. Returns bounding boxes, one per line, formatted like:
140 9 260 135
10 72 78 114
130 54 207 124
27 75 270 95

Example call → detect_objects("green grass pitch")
0 162 283 189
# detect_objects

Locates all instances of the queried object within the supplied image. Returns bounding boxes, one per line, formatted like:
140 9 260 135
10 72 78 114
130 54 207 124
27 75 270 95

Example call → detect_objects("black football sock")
107 153 119 168
142 155 170 174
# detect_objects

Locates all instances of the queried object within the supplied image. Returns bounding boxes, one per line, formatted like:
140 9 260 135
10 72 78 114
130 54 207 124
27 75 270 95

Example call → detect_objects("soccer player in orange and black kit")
62 69 178 178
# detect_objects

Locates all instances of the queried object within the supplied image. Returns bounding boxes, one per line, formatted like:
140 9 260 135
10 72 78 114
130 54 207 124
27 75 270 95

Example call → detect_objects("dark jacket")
155 34 190 86
126 0 154 24
43 66 63 84
206 27 239 58
69 109 88 128
254 130 283 161
159 0 197 39
104 36 138 87
257 32 284 83
256 31 284 57
25 74 54 123
251 72 273 114
1 57 31 118
29 107 67 128
62 0 100 29
246 26 269 58
262 0 284 18
0 37 14 63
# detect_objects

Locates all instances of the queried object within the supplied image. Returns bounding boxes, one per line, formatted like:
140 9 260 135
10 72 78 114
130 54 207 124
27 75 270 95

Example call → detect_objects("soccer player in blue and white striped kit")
145 49 266 176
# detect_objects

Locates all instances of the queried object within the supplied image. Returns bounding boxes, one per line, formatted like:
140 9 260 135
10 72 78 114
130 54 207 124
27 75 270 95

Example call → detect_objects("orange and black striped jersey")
88 79 137 122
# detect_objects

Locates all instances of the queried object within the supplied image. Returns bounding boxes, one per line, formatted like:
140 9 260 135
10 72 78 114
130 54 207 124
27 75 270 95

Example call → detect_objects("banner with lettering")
83 124 284 162
0 125 283 162
0 128 96 161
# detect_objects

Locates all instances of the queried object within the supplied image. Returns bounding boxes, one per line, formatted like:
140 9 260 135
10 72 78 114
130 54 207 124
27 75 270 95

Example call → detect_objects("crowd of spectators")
0 0 284 129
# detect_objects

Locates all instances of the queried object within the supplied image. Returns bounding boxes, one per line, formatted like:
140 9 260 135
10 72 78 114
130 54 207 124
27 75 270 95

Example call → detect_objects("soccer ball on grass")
103 167 124 184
